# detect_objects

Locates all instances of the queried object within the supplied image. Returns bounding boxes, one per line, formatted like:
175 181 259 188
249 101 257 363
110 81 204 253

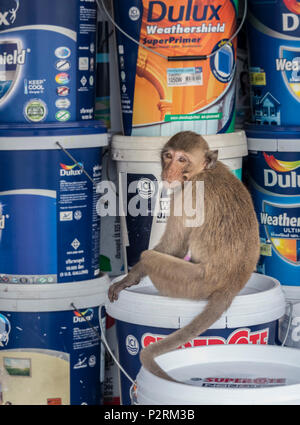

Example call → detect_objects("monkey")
108 130 260 382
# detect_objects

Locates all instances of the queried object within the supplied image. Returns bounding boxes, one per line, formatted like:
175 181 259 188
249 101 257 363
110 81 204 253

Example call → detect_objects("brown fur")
108 131 260 382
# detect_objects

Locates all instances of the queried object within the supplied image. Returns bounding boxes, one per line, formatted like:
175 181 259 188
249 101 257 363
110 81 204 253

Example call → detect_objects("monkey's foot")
108 281 127 302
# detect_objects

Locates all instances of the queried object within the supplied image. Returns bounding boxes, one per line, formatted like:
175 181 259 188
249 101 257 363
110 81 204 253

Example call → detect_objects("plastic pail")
0 0 97 123
106 272 285 405
245 125 300 296
134 344 300 405
0 121 107 284
247 0 300 127
0 274 110 405
111 131 248 269
111 0 239 136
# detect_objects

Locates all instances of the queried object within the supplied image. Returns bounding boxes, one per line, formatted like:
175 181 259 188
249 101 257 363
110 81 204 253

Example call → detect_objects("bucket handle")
96 0 248 62
70 303 136 387
280 301 294 347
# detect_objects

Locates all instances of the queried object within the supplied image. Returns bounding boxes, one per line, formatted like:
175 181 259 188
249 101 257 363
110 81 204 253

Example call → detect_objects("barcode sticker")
167 67 203 87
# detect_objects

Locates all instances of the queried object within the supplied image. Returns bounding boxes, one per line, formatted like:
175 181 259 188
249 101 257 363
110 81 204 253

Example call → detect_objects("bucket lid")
0 274 110 312
0 120 108 150
245 124 300 152
136 345 300 405
111 131 248 162
0 120 107 137
106 273 285 328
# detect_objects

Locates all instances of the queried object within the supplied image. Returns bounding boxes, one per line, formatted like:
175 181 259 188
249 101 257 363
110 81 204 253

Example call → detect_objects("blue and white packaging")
0 121 107 284
247 0 300 126
0 275 110 405
0 0 97 123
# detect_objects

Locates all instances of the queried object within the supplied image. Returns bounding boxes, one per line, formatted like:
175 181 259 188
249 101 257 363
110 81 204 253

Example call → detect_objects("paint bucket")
247 0 300 127
0 274 110 405
106 272 285 405
133 344 300 405
111 131 248 269
0 121 107 284
245 124 300 295
0 0 97 123
109 0 240 136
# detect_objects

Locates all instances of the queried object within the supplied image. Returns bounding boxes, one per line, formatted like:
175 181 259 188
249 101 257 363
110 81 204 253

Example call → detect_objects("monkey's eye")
178 157 187 163
163 152 172 160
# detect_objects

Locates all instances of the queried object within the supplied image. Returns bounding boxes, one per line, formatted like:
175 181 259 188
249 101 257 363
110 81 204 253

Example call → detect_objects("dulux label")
0 146 102 284
0 0 97 123
0 306 105 405
115 320 278 405
247 149 300 286
113 0 237 136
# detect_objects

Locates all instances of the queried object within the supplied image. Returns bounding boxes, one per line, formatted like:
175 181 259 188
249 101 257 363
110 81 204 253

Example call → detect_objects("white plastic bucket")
111 131 248 269
134 344 300 405
0 274 110 405
106 272 285 405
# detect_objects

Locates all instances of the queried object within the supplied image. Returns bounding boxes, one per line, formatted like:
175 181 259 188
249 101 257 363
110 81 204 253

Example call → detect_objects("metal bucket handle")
97 0 247 62
280 301 294 347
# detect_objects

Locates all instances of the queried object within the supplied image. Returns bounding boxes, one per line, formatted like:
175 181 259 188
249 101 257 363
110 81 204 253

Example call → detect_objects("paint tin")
247 0 300 126
112 0 238 136
0 274 110 405
111 131 248 269
0 121 107 284
246 125 300 292
0 0 97 123
106 273 285 404
134 344 300 404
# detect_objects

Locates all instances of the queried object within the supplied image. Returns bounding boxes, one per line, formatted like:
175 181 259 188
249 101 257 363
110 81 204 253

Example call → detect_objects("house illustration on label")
252 90 281 125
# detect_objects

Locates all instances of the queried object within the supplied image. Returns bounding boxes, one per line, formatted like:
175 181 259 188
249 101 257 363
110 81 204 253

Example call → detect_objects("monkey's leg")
108 262 145 302
140 250 213 299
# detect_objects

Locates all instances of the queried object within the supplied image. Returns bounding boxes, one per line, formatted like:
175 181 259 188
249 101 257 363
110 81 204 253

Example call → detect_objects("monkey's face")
161 148 206 184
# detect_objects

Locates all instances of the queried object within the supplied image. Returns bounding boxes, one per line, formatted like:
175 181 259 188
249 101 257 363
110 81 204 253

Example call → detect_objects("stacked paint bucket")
0 0 110 405
96 0 286 405
245 0 300 310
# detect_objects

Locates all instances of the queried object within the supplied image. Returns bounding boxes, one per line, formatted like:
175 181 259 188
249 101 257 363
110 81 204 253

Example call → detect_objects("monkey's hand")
108 264 144 302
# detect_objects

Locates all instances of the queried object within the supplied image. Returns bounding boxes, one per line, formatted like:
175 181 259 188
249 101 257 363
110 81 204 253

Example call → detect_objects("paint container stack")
245 1 300 350
0 0 110 405
245 0 300 304
94 0 286 406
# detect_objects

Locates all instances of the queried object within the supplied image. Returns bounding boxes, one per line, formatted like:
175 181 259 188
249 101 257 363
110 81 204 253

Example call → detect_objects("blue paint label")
115 319 279 405
0 0 97 123
247 0 300 126
0 147 102 283
247 150 300 286
0 306 105 405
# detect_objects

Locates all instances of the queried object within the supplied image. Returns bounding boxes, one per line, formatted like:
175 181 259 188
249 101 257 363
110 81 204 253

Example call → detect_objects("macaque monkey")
108 131 260 381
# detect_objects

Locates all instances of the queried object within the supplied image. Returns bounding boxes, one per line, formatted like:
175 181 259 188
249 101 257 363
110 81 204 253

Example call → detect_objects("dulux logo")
60 162 84 177
263 152 300 188
147 0 221 23
73 308 94 323
0 0 19 26
282 0 300 31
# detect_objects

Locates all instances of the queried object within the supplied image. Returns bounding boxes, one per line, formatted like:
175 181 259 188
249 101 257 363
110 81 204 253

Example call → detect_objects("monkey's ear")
205 150 218 170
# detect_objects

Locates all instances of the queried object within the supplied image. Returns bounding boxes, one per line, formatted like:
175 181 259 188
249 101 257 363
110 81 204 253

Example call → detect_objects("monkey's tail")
139 289 235 382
